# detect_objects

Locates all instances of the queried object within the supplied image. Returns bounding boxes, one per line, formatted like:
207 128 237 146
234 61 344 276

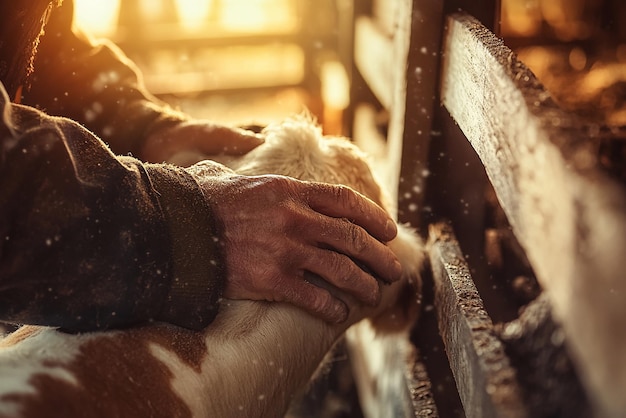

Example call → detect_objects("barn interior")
69 0 626 417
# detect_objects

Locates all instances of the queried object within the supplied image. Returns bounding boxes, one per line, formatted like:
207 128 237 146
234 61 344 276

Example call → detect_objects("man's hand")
187 161 402 323
141 120 264 163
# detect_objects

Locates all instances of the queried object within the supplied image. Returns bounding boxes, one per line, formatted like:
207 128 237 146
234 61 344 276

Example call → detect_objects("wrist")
145 163 227 330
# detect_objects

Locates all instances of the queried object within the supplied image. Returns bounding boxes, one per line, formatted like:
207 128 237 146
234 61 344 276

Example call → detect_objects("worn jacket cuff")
144 163 226 329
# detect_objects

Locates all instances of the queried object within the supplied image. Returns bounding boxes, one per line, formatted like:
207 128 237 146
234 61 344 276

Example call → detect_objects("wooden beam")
405 348 439 417
441 13 626 417
386 0 444 226
353 16 395 109
346 324 438 418
428 222 527 418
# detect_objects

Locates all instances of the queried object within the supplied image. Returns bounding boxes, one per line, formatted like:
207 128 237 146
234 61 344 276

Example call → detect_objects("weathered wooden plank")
441 13 626 417
405 348 439 417
354 16 394 110
346 324 437 418
428 222 527 418
387 0 443 226
349 3 442 416
372 0 399 37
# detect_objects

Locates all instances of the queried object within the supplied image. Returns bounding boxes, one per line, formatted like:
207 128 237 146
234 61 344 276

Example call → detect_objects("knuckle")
272 175 300 196
311 292 333 314
340 262 379 304
258 175 294 203
335 185 356 207
327 252 365 288
347 224 368 254
270 205 292 229
269 201 302 233
326 251 348 275
264 269 289 296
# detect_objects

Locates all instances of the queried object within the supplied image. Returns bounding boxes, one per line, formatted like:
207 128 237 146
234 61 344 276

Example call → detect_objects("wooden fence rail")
441 13 626 417
349 2 626 417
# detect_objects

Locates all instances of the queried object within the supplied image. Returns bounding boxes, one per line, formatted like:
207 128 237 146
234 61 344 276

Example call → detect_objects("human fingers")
308 217 402 284
277 277 349 323
224 269 349 323
304 183 397 243
301 247 381 305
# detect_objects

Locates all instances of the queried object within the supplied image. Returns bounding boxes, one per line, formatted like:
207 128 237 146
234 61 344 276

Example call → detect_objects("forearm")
0 87 225 331
21 0 186 158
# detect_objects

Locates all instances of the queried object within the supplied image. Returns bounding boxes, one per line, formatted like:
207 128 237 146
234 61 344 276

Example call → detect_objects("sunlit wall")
72 0 350 133
74 0 298 37
72 0 305 96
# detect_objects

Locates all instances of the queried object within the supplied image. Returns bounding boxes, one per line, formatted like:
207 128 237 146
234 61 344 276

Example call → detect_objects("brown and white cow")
0 116 424 418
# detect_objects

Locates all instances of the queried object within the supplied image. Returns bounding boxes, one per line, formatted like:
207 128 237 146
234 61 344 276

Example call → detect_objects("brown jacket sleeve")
0 84 225 332
21 0 187 158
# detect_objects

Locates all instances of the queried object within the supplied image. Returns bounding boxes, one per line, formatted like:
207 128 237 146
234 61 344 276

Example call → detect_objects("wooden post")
388 0 444 227
428 222 527 418
440 13 626 416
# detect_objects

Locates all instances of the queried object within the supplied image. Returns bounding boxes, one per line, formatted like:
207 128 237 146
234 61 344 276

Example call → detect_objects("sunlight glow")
501 0 541 37
220 0 297 32
321 60 350 110
74 0 298 35
138 0 167 22
174 0 214 31
73 0 121 37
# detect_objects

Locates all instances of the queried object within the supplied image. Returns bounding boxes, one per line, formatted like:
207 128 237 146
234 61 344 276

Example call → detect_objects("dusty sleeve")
21 0 187 158
0 84 225 332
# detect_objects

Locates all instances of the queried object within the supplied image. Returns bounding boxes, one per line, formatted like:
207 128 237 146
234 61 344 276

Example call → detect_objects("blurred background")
73 0 352 135
501 0 626 126
72 0 626 135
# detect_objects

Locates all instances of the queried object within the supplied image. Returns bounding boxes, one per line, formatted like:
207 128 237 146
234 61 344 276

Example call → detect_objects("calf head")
227 115 424 331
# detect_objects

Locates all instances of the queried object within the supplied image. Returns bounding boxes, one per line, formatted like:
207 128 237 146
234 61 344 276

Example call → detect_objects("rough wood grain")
346 325 436 418
405 348 439 417
387 0 442 226
350 3 440 416
428 222 527 418
441 13 626 417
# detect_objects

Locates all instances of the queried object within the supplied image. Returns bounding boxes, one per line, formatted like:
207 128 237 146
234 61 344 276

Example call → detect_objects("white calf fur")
0 116 424 418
